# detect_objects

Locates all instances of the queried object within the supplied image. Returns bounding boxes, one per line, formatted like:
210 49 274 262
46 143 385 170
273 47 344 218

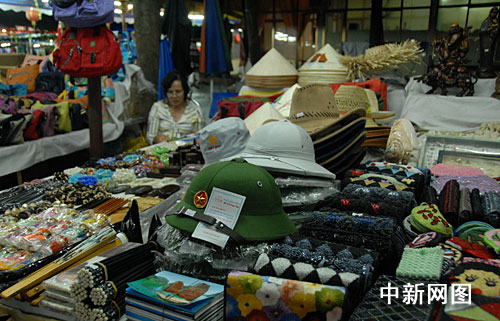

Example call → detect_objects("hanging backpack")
18 109 45 141
35 72 66 94
52 0 115 28
53 26 122 78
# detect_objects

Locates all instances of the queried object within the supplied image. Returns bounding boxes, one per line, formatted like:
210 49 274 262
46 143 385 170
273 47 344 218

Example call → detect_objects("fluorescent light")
49 39 54 43
160 12 164 16
188 14 204 20
114 1 121 6
128 4 133 10
41 0 49 3
288 36 296 42
114 8 122 14
230 29 234 32
1 29 6 33
238 28 243 32
33 43 41 48
1 43 10 47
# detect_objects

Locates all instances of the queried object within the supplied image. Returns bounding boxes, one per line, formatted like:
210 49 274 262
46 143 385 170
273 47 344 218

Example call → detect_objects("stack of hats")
289 84 367 178
245 48 298 89
298 44 350 85
333 85 392 147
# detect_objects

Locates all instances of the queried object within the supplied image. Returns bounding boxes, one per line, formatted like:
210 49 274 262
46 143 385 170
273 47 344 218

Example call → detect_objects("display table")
0 102 124 177
400 77 500 131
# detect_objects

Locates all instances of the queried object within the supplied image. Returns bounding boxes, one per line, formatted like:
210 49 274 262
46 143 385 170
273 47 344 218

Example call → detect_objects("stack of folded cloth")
299 211 405 274
245 48 298 89
251 234 380 317
289 84 367 178
298 44 350 85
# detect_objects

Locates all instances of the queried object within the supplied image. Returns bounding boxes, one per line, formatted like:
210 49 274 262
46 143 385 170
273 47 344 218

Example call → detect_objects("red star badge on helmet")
193 190 208 208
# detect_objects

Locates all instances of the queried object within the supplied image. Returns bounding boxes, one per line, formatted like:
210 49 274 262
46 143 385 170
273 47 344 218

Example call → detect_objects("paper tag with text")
191 187 246 248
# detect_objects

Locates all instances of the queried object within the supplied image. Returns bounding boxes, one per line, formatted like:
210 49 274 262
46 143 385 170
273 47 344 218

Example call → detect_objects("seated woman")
146 71 204 144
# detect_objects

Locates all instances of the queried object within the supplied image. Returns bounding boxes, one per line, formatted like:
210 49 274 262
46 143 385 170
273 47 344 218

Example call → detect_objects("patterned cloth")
146 99 204 144
350 275 432 321
226 271 346 321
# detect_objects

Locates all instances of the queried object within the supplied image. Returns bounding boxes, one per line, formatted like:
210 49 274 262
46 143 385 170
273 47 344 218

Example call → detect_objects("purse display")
53 26 122 78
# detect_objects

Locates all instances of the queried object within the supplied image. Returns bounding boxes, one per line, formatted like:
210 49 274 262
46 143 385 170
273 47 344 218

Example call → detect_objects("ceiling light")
114 1 121 6
33 43 41 48
114 8 122 14
1 29 6 33
188 14 204 20
128 4 133 10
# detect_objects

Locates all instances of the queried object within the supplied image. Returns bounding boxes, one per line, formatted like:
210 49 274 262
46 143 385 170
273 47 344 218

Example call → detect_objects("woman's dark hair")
161 71 190 101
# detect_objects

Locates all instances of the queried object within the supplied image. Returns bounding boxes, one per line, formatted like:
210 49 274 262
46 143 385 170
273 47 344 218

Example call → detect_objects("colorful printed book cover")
127 270 223 307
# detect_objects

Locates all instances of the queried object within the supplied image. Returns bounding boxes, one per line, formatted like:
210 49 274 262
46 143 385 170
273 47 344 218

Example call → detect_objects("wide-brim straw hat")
334 85 370 113
244 102 285 135
319 131 367 166
289 84 366 137
314 119 366 164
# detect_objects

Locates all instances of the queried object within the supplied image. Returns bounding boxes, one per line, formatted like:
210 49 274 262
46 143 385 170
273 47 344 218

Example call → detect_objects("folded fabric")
342 176 413 193
432 262 500 321
270 235 380 274
299 211 405 274
431 163 484 176
318 193 407 224
438 180 461 227
470 188 485 221
458 188 473 225
396 247 444 280
445 237 494 259
432 175 500 195
342 184 417 208
421 185 438 206
410 203 453 237
461 257 500 267
405 232 443 249
350 275 432 321
226 271 346 321
482 191 500 227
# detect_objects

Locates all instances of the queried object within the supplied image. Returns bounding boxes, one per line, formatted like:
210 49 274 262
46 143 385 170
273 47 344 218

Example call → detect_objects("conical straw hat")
334 85 370 113
245 103 285 135
247 48 298 76
299 44 348 72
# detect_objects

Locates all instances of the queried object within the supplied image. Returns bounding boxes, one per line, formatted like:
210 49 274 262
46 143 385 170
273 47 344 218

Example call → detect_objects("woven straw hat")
244 103 285 135
247 48 298 76
289 84 366 137
334 85 370 113
299 44 347 72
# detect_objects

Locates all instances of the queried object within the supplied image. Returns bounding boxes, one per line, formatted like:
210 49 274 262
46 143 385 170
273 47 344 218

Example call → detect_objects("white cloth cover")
401 94 500 132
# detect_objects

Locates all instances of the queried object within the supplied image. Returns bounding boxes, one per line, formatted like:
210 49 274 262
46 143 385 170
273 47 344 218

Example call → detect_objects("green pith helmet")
165 158 297 241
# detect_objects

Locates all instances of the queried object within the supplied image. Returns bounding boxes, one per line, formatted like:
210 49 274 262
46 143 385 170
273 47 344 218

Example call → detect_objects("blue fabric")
158 39 175 100
0 83 28 96
209 92 237 118
204 0 228 74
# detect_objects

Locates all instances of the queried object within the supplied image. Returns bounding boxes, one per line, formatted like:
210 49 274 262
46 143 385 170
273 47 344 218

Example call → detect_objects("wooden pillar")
244 0 261 65
427 0 439 67
369 0 384 47
88 77 103 159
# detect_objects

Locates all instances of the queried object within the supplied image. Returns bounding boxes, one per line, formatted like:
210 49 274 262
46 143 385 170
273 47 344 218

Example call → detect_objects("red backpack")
53 26 122 78
23 109 46 141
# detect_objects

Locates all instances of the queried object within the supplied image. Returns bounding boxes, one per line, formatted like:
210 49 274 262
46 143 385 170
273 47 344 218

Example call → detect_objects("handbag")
53 26 122 78
52 0 114 28
6 64 39 93
31 101 72 134
0 113 29 145
19 109 45 140
35 72 66 94
69 103 88 130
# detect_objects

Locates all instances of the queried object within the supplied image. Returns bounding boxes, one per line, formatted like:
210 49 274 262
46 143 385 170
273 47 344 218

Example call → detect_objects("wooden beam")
88 77 103 159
